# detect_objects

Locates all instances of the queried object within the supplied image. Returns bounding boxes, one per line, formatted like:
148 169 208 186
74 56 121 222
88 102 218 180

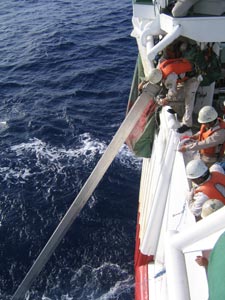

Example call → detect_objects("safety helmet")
198 106 218 123
147 68 163 84
201 199 224 218
186 159 208 179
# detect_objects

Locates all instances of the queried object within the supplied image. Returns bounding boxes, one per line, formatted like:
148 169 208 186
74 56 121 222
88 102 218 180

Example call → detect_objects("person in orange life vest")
179 106 225 166
185 159 225 218
148 58 201 133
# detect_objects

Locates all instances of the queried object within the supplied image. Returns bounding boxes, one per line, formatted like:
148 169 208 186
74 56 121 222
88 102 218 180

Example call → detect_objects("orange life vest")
199 118 225 157
159 58 193 81
195 172 225 204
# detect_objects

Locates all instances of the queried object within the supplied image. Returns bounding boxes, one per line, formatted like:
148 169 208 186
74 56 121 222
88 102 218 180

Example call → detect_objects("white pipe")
141 17 161 47
164 105 178 129
140 130 179 255
131 17 143 38
165 209 225 300
171 206 225 251
165 231 190 300
147 25 182 61
146 35 155 68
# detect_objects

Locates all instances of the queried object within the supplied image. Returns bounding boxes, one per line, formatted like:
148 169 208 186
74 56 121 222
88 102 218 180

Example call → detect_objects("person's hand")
180 135 191 141
186 188 194 204
195 256 208 267
159 97 169 106
190 135 198 141
138 81 145 92
178 145 186 153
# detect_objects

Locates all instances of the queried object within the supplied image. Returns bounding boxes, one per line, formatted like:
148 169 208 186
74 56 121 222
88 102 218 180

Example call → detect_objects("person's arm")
179 129 225 152
178 132 199 152
195 256 208 267
188 190 208 217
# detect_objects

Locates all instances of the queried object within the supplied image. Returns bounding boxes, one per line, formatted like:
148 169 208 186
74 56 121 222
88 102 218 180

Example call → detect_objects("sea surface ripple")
0 1 141 299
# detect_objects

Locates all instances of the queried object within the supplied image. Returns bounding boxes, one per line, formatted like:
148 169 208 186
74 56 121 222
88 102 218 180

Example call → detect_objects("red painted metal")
134 211 154 300
135 264 149 300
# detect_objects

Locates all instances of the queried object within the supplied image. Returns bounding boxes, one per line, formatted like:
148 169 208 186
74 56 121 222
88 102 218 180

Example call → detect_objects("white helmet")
186 159 208 179
201 199 224 218
147 68 163 84
198 106 218 123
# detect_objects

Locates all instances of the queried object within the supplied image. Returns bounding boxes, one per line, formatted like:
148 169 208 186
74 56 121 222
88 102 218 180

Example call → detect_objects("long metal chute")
12 83 160 300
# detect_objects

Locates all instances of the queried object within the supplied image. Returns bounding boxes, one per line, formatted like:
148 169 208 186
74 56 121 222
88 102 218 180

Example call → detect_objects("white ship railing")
166 208 225 300
137 106 225 299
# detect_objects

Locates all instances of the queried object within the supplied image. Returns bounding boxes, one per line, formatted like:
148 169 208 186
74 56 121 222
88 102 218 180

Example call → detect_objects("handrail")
147 24 182 61
165 207 225 300
12 82 160 300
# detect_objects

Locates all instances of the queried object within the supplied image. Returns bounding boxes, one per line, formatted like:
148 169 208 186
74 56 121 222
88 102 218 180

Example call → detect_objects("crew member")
179 106 225 166
147 58 201 133
185 159 225 218
201 198 224 218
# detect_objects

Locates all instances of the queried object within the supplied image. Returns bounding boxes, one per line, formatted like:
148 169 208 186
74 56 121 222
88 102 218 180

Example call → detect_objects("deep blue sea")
0 1 142 299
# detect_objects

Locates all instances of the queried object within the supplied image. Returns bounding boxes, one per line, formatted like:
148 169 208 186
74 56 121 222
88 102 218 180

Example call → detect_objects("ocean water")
0 1 142 299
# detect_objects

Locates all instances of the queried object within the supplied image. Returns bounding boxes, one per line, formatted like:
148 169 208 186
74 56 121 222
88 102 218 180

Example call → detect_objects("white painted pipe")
171 206 225 251
147 24 182 61
140 130 179 255
146 35 155 68
165 209 225 300
165 231 190 300
141 17 161 47
131 17 143 38
163 105 178 129
140 134 164 238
